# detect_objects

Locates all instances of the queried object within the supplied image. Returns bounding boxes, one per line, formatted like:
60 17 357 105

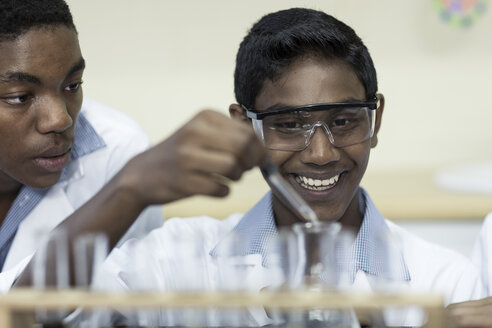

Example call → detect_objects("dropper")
261 159 319 223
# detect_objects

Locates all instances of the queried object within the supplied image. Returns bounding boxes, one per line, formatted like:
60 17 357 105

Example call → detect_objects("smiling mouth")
295 173 340 191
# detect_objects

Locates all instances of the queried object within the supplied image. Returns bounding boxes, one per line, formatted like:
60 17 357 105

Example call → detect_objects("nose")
36 96 73 134
300 123 340 165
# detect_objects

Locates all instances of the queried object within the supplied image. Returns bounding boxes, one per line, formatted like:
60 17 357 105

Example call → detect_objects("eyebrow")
0 57 86 85
67 58 86 77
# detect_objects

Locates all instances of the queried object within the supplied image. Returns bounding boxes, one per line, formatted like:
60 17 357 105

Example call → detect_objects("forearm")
14 169 146 287
59 171 146 248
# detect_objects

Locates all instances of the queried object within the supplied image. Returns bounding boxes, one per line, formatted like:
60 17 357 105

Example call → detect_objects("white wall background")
65 0 492 256
66 0 492 171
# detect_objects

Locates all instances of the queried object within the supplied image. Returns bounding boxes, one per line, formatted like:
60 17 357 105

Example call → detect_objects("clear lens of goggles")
252 107 375 151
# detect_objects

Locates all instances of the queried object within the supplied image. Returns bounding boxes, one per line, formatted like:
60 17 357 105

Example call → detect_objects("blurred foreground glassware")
126 229 213 327
72 232 110 328
292 221 341 289
373 229 425 327
267 222 360 328
161 230 211 327
214 230 256 327
74 233 108 289
32 229 69 327
118 238 160 327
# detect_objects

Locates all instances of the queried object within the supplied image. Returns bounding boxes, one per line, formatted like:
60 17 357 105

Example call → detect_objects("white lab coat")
0 99 163 291
472 212 492 295
97 212 482 326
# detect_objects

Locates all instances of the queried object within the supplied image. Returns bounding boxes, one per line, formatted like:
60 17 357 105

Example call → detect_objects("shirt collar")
355 188 411 281
210 192 275 258
211 188 410 282
59 112 106 182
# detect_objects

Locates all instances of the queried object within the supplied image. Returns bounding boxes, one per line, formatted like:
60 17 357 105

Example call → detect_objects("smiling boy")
97 7 483 327
231 56 375 230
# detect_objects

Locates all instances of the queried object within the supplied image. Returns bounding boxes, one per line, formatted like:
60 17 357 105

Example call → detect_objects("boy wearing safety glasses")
97 7 482 326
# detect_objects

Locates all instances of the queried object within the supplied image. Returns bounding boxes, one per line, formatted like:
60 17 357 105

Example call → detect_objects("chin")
318 216 341 224
313 206 343 223
24 174 63 189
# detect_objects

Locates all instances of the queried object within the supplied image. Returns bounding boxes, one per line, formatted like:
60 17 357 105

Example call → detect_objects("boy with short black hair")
0 0 263 290
0 0 161 284
99 7 483 327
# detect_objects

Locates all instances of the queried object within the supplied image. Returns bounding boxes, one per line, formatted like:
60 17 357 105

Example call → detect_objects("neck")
339 189 364 232
0 188 22 226
272 195 302 227
0 172 23 225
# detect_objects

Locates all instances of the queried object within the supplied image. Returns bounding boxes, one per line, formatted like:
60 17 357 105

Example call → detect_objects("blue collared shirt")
213 188 410 283
0 113 106 270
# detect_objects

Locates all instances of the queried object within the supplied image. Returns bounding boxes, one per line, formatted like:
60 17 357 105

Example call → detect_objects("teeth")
296 174 340 191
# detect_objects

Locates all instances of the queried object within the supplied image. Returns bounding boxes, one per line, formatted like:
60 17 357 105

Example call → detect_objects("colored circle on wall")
433 0 488 27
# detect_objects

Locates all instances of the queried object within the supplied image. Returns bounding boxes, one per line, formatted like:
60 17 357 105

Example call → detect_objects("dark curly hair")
234 8 378 109
0 0 76 42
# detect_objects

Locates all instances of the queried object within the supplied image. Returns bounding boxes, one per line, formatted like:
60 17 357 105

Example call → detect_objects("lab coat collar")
3 184 77 270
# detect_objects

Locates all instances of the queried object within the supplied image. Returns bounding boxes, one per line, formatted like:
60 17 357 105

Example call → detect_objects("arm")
14 110 266 287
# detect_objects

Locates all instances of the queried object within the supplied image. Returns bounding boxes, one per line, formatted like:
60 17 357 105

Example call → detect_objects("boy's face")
233 56 383 227
0 26 84 191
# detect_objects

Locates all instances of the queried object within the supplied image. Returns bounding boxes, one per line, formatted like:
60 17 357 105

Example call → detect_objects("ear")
370 93 385 148
229 103 249 123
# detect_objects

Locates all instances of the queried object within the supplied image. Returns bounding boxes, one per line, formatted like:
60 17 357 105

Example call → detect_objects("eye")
333 118 351 127
269 118 310 134
64 80 83 92
274 121 303 129
330 108 366 130
2 94 31 105
266 111 310 133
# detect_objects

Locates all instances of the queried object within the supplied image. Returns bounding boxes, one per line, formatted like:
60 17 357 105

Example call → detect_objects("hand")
447 297 492 328
16 109 265 288
118 109 267 207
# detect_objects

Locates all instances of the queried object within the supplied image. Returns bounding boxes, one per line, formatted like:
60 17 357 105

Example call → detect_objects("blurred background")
66 0 492 257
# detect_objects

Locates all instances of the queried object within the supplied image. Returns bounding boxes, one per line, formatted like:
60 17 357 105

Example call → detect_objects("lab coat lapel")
353 270 424 327
243 255 276 326
2 161 84 271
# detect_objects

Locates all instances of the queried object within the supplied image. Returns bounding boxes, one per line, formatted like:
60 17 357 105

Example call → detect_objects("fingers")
448 297 492 309
169 171 231 198
179 147 246 181
448 313 492 328
183 110 266 170
447 298 492 328
125 109 267 206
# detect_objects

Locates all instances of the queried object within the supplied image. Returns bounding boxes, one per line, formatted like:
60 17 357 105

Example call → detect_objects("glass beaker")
292 221 341 289
32 229 70 327
292 221 360 328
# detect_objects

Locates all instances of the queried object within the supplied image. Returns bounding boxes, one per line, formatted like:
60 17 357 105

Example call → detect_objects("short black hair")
234 8 378 109
0 0 76 43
